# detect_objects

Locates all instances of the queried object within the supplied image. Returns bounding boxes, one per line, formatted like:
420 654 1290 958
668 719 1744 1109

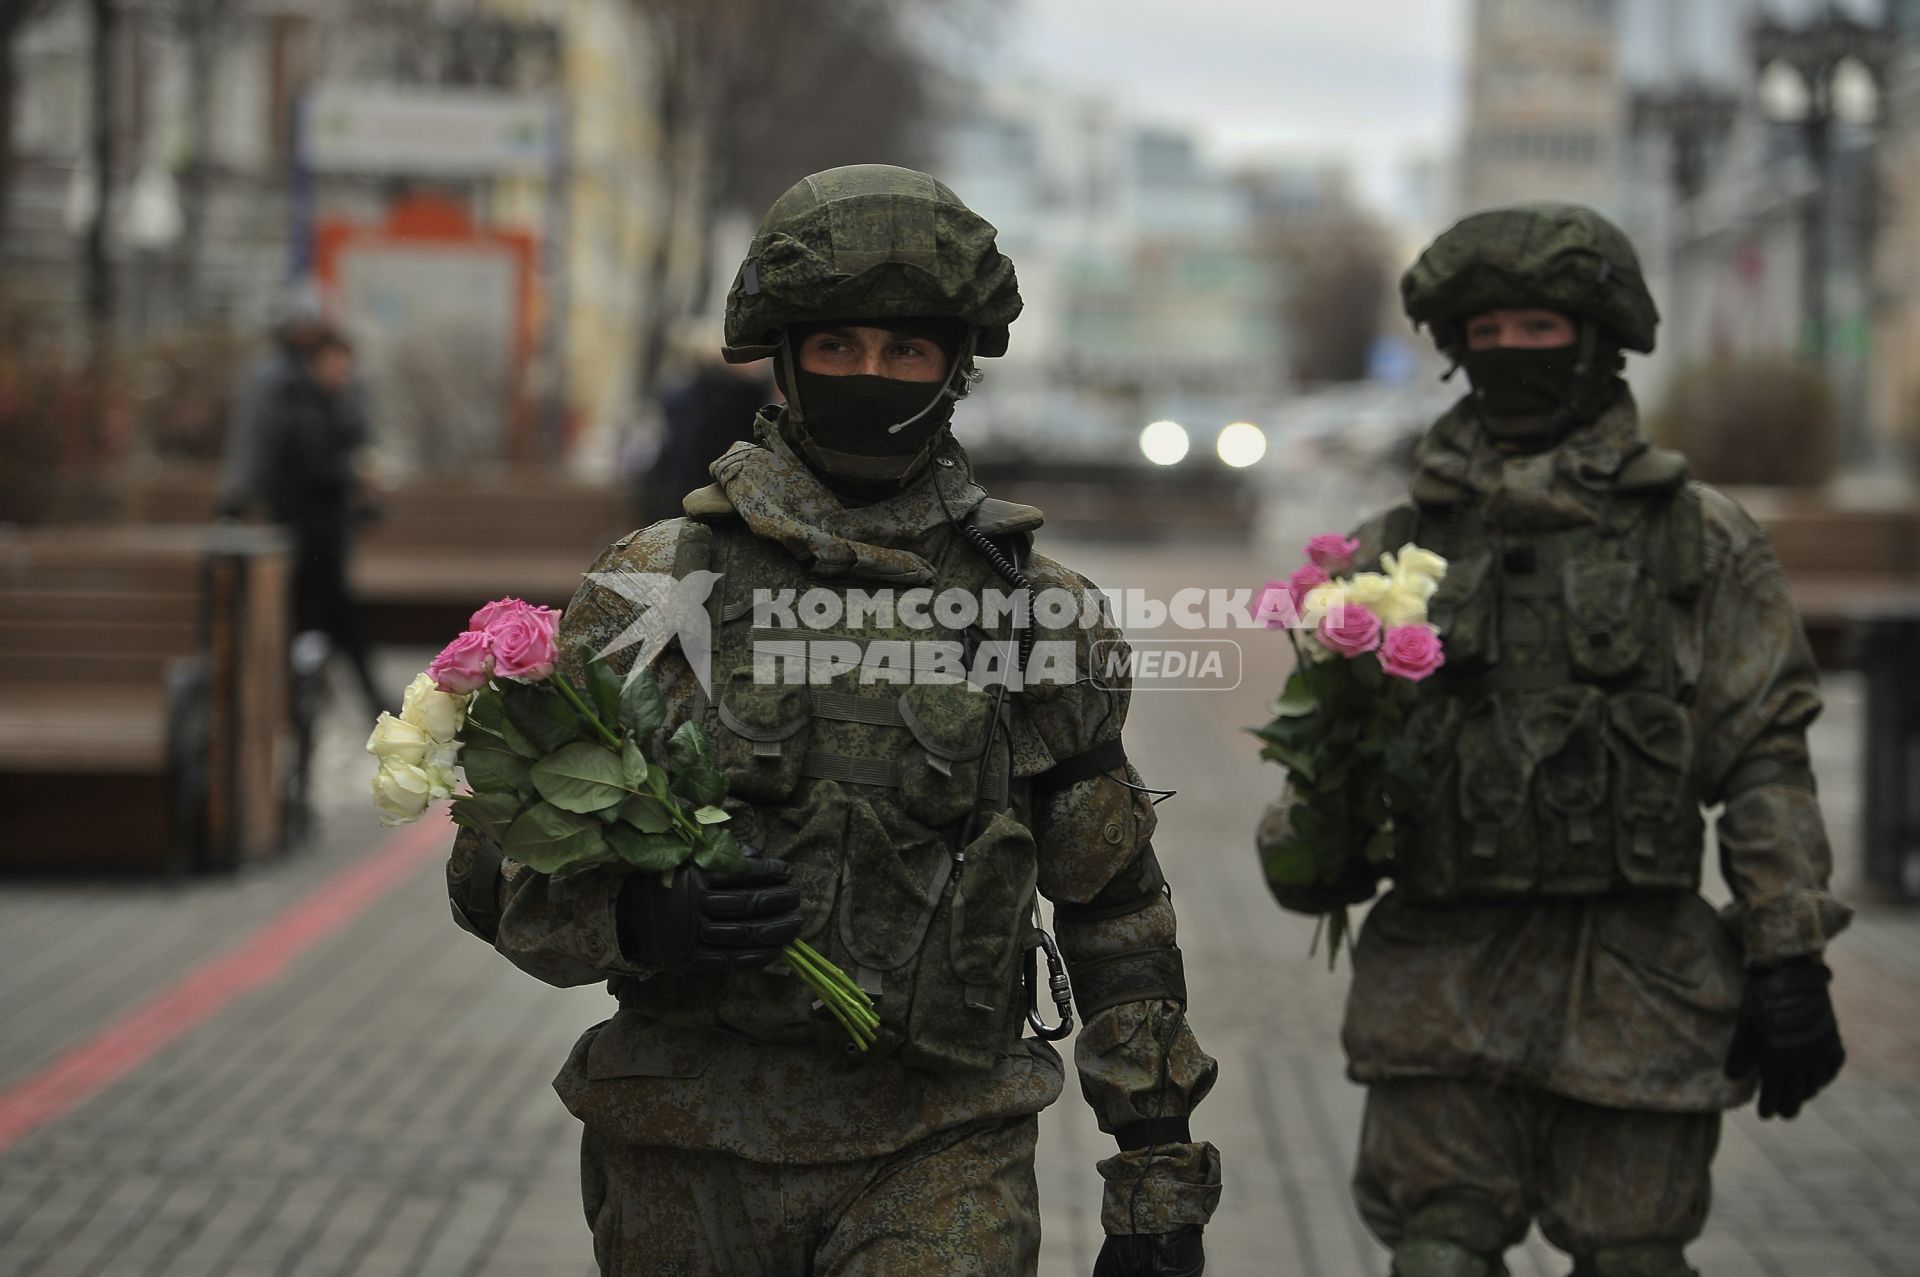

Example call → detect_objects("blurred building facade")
1459 0 1624 214
2 0 666 473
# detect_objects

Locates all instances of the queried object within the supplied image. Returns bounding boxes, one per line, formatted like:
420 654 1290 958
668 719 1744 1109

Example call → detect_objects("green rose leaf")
606 823 690 873
1257 742 1317 782
531 742 628 814
692 805 730 825
502 801 610 873
620 671 669 738
449 790 522 844
462 745 534 798
503 682 585 755
672 763 729 807
583 646 624 724
692 828 749 875
619 792 673 833
667 720 711 775
1271 670 1319 718
621 739 650 789
468 686 541 758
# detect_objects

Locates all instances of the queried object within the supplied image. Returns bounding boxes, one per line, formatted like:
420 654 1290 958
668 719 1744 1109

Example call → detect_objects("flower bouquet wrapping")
1251 534 1448 967
368 597 879 1048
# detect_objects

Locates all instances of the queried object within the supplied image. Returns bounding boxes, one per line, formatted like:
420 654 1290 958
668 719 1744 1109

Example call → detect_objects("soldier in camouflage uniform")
448 165 1221 1276
1257 203 1851 1277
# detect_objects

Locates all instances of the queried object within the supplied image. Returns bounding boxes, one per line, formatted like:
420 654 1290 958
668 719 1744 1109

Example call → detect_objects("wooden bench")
0 524 289 873
1731 491 1920 669
351 474 629 643
114 464 630 644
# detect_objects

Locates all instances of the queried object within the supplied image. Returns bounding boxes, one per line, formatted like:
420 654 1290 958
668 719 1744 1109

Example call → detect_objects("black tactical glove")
1724 954 1845 1119
614 859 802 974
1092 1225 1205 1276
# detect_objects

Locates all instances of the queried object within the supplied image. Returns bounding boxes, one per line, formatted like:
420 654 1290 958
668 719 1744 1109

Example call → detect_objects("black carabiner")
1026 928 1074 1041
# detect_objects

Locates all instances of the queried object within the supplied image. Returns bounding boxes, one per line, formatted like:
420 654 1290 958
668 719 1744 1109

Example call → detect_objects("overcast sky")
994 0 1469 213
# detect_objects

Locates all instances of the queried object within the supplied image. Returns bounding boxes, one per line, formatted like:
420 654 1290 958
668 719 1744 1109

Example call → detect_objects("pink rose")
1316 600 1382 657
470 596 532 632
1287 563 1330 612
485 603 561 681
1305 534 1361 575
1378 624 1446 682
1252 580 1297 629
428 630 494 693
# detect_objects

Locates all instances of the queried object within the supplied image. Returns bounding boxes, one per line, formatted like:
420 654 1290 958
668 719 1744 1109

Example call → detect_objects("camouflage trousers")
579 1113 1040 1276
1354 1078 1719 1275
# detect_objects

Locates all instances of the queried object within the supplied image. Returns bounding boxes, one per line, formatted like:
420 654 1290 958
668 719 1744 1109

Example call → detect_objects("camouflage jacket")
1263 392 1851 1112
448 413 1220 1234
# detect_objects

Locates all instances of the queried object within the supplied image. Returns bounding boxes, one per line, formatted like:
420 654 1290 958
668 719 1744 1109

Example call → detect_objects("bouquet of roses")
1250 534 1448 967
367 597 879 1049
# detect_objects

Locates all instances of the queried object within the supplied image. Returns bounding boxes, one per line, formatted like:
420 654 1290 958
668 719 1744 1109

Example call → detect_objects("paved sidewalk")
1 540 1917 1277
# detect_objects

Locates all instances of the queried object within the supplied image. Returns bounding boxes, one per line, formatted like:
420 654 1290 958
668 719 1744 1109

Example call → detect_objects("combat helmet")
722 164 1023 364
1401 202 1659 354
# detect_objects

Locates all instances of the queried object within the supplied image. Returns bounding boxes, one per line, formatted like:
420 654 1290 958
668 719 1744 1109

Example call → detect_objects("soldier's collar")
1409 389 1682 514
704 408 989 585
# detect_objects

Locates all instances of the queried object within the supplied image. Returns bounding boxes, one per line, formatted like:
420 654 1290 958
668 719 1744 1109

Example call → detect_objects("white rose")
366 712 432 765
424 740 462 786
1375 582 1431 628
1301 583 1349 625
1343 572 1395 611
371 757 435 825
1386 544 1447 593
400 671 467 742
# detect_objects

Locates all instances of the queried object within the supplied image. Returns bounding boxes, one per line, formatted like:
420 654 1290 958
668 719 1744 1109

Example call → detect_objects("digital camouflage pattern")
447 411 1221 1246
1356 1079 1717 1277
579 1115 1042 1276
1401 203 1661 353
722 165 1024 363
1258 388 1852 1271
1369 400 1707 903
1259 391 1851 1111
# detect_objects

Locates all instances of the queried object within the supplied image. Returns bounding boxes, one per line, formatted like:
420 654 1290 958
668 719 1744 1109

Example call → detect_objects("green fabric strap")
1067 945 1187 1019
811 690 907 726
800 750 901 788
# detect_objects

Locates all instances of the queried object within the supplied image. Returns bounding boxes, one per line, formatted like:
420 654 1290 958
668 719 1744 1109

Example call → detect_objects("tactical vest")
611 509 1046 1075
1383 466 1707 903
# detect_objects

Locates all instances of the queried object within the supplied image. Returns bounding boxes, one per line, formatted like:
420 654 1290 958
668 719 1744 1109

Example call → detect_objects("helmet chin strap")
777 330 808 424
886 328 977 434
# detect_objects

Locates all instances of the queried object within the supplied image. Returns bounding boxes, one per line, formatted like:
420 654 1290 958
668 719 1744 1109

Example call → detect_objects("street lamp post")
1751 5 1895 375
1629 82 1740 363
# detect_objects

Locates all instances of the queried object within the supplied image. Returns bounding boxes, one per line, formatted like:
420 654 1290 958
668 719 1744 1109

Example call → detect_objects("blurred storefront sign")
302 84 556 177
313 195 540 462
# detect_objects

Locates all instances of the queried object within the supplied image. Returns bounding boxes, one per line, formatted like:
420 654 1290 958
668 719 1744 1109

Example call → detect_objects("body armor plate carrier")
1386 472 1706 902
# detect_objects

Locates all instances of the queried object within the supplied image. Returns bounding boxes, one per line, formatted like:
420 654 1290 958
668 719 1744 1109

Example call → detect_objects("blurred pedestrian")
634 347 774 525
222 320 384 718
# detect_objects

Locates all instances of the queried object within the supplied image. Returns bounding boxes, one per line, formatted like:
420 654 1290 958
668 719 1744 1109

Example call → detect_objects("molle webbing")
1066 946 1188 1018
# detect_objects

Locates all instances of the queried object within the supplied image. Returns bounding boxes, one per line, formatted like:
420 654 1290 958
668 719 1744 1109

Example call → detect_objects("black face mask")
786 368 958 486
1459 339 1622 449
1460 344 1583 420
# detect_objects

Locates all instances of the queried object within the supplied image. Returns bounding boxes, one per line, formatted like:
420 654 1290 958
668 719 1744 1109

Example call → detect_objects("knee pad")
1571 1243 1698 1277
1391 1238 1507 1277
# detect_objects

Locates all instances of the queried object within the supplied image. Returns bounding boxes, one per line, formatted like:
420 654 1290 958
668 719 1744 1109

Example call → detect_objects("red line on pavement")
0 818 451 1154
